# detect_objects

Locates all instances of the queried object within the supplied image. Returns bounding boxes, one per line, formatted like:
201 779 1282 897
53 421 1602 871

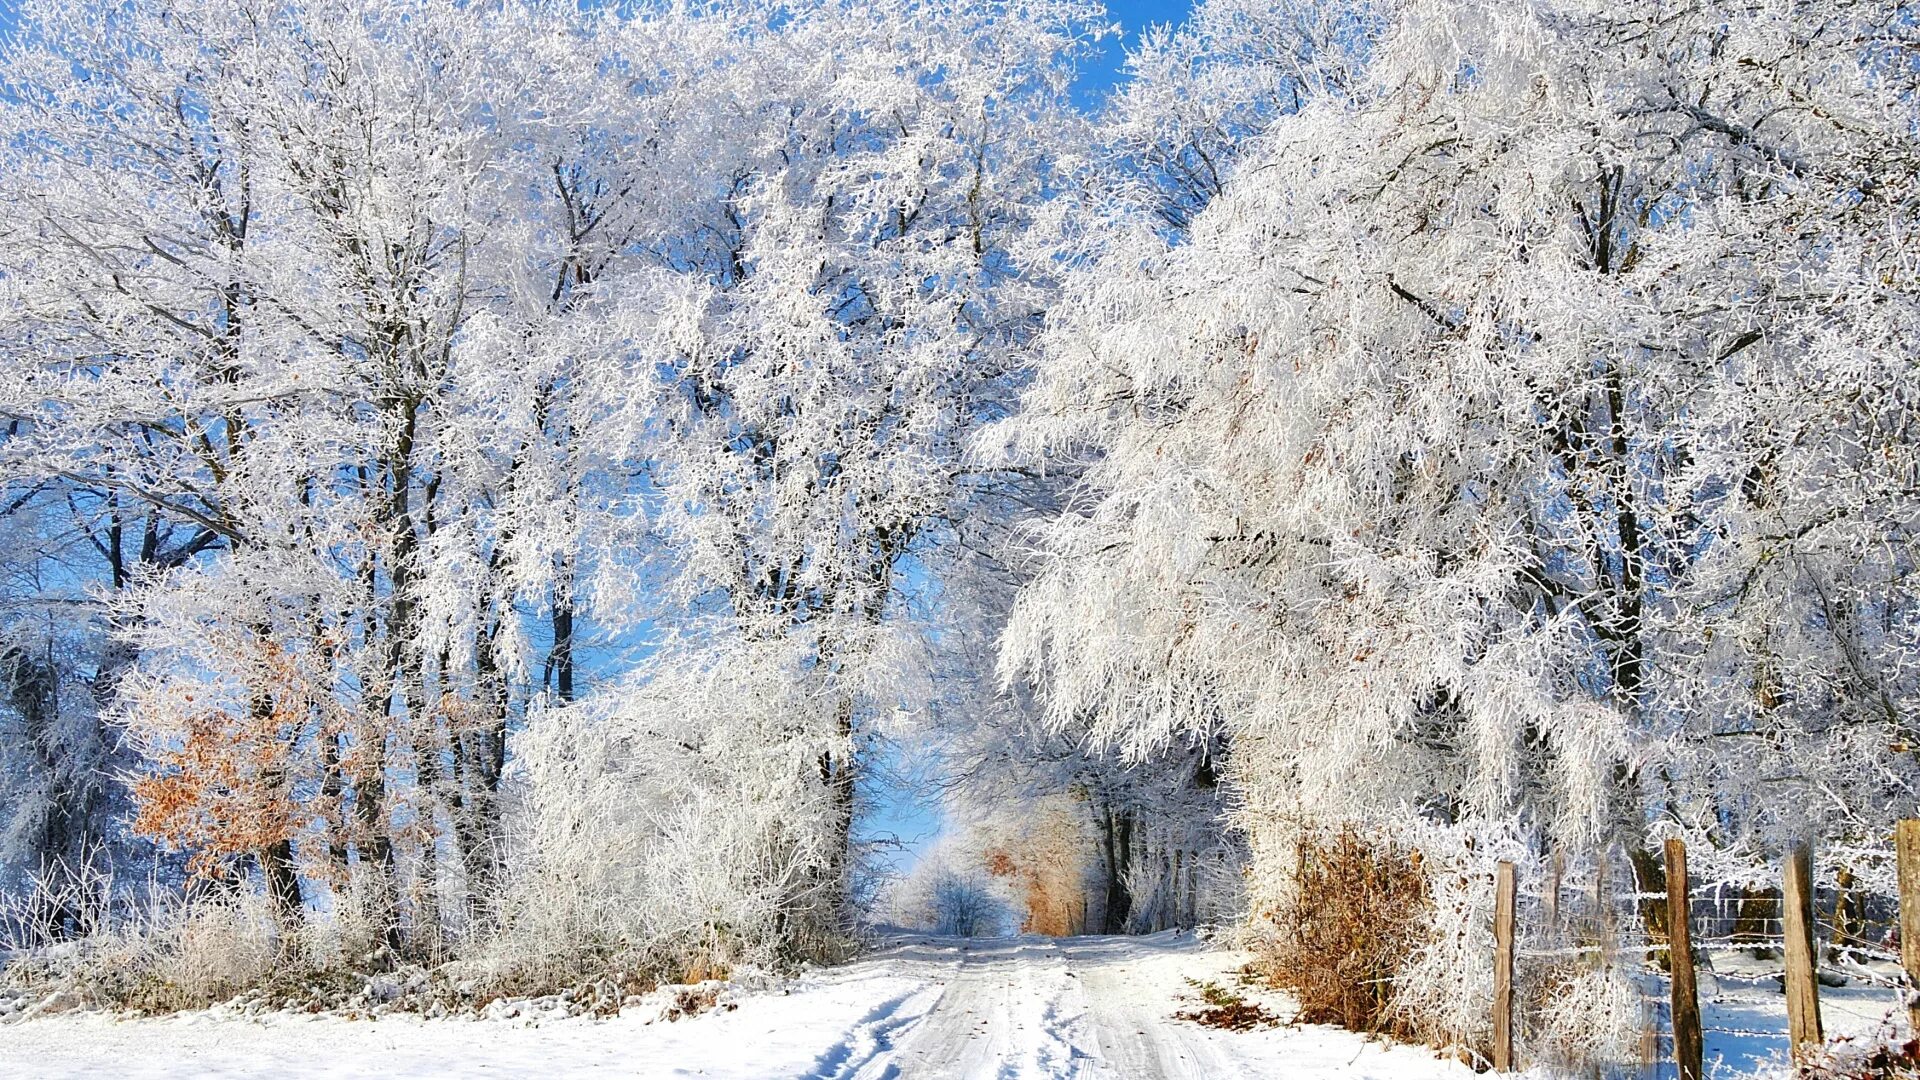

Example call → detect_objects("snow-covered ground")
0 932 1906 1079
1690 952 1910 1077
0 932 1468 1079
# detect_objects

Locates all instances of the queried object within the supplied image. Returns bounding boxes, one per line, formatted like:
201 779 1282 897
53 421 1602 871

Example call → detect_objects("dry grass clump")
1 887 287 1013
1174 978 1282 1031
1255 827 1430 1037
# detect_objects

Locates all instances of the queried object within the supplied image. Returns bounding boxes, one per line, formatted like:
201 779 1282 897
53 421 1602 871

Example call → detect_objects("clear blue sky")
1079 1 1195 101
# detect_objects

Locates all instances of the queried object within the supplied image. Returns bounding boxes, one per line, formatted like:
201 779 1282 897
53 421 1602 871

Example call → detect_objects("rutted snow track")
0 934 1471 1079
774 932 1464 1080
835 937 1100 1079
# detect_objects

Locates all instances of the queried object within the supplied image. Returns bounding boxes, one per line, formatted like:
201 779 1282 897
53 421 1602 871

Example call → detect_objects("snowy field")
0 933 1472 1080
1689 953 1910 1077
0 931 1903 1079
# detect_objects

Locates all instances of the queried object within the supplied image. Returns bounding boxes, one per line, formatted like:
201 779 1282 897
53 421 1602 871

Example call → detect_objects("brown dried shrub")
1256 827 1430 1037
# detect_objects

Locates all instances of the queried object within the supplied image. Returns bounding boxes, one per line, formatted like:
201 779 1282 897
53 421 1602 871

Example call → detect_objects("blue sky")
1080 0 1196 97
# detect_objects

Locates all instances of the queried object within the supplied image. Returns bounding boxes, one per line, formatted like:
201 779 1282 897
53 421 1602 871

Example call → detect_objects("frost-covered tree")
620 0 1101 928
0 0 303 913
1099 0 1381 233
0 0 1112 971
0 0 681 953
992 0 1920 1022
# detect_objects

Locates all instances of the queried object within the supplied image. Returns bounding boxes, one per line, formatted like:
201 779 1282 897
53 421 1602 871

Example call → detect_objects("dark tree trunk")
1628 843 1673 969
457 588 509 925
550 575 574 704
260 839 304 931
1098 806 1134 935
371 402 426 961
816 696 858 936
317 729 350 872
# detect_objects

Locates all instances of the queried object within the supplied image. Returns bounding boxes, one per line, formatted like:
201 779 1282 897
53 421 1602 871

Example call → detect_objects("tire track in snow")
1057 934 1247 1079
832 933 1267 1079
830 936 1103 1080
801 980 948 1080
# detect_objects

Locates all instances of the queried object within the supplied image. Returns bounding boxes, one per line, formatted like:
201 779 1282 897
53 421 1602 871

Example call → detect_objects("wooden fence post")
1664 839 1703 1080
1782 842 1824 1054
1493 860 1516 1071
1898 820 1920 1035
1547 845 1563 928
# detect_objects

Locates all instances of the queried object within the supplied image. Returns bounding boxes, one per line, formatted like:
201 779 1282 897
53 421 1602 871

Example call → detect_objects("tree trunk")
352 725 400 965
1627 843 1672 969
817 696 858 934
550 564 575 704
373 401 425 960
1731 887 1777 942
259 838 303 932
1098 806 1134 934
317 729 350 875
410 716 444 961
1831 866 1863 954
458 594 509 926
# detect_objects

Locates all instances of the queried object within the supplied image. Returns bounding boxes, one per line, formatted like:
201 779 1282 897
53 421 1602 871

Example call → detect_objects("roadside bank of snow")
5 932 1901 1079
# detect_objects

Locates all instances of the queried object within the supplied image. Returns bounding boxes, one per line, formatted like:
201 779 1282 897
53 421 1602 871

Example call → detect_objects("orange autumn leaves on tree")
982 802 1091 936
133 704 299 877
130 637 332 879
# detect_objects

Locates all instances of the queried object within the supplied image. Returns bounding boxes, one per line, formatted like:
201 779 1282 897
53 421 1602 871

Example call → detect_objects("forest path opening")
804 931 1462 1080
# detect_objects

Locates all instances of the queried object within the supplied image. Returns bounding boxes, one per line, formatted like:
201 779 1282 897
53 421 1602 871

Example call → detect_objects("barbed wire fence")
1485 825 1920 1078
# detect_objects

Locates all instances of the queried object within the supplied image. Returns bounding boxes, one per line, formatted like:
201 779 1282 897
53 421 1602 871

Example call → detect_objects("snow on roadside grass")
0 967 942 1080
6 933 1906 1080
0 933 1463 1080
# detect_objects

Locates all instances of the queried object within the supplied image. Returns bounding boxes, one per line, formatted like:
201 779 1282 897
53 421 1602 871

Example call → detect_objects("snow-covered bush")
0 875 283 1012
879 842 1018 938
1385 834 1642 1070
1783 1021 1920 1080
1526 962 1646 1075
481 640 852 987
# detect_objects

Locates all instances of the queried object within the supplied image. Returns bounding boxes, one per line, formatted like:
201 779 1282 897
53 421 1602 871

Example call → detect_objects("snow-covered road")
0 933 1469 1079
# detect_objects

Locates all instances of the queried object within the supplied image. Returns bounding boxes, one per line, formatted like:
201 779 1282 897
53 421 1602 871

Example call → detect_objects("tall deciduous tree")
993 0 1920 922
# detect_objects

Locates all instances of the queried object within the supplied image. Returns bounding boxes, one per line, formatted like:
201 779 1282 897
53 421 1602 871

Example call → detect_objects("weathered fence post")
1897 820 1920 1035
1664 839 1703 1080
1782 842 1824 1054
1493 860 1516 1071
1547 845 1563 927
